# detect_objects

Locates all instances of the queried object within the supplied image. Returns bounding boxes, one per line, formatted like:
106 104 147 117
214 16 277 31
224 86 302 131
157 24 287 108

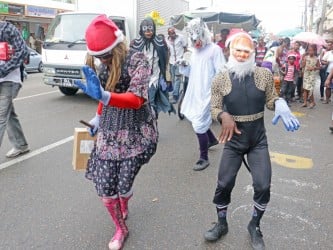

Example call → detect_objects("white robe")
181 43 225 133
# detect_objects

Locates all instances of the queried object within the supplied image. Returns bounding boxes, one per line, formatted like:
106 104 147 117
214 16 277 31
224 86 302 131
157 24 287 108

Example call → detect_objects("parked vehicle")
42 0 188 96
25 47 43 73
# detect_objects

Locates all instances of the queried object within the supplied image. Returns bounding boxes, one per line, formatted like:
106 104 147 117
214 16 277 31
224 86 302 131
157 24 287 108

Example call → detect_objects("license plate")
62 78 74 87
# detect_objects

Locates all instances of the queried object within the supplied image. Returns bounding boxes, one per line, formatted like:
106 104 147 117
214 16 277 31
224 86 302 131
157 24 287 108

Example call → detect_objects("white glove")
88 114 100 136
272 98 300 131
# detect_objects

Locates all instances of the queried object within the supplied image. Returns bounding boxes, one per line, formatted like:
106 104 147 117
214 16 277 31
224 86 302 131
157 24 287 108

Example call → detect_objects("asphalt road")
0 73 332 250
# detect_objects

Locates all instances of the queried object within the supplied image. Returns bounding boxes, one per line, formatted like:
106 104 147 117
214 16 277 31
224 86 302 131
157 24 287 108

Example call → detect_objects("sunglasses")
95 51 113 60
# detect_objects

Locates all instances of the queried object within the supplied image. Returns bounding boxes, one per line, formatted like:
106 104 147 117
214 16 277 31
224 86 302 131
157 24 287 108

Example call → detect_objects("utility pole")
309 0 315 31
319 0 328 35
304 0 308 31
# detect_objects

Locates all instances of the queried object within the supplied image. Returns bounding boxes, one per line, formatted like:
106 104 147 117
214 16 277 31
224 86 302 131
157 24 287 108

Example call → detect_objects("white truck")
42 11 131 95
42 0 189 95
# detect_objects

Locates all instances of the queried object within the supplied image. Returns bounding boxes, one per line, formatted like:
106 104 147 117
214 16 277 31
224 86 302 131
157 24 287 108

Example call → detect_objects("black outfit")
210 66 279 212
130 17 174 115
213 73 272 209
209 66 279 248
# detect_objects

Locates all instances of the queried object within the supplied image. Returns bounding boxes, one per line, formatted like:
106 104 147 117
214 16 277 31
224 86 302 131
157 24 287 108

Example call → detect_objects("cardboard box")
72 128 96 171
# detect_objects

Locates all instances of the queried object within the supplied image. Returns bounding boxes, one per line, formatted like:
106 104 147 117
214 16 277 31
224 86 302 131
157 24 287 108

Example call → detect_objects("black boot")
204 218 228 241
247 221 265 250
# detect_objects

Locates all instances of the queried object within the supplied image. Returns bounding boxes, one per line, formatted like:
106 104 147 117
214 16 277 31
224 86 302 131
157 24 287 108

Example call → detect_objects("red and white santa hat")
225 28 254 52
85 14 124 56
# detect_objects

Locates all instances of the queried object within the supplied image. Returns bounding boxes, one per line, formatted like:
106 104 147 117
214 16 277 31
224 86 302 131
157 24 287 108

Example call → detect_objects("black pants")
280 80 294 102
213 119 271 210
296 76 303 97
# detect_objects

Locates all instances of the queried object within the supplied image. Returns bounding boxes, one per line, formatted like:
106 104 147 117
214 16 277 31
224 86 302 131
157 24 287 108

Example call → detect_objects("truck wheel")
59 87 79 96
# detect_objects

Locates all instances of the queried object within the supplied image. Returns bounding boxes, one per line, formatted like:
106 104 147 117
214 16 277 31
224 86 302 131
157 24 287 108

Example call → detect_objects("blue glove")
272 98 300 131
74 66 111 105
88 114 100 136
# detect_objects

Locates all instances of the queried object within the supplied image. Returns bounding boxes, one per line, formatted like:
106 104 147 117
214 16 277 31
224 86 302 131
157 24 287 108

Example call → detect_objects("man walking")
166 26 187 104
0 21 30 157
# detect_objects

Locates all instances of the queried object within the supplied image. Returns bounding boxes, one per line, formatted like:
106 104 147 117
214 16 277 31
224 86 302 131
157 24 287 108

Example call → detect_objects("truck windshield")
45 13 99 43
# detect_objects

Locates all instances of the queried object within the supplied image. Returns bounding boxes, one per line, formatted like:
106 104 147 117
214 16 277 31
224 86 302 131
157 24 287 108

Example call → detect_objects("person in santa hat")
204 31 300 250
180 18 226 171
74 15 158 250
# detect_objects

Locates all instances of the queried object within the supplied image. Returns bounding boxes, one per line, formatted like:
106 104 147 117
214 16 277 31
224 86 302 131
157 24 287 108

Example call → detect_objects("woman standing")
75 15 158 250
301 44 320 108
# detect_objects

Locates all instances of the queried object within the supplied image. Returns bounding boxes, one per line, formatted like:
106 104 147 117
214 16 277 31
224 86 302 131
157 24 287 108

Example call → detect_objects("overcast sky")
189 0 305 33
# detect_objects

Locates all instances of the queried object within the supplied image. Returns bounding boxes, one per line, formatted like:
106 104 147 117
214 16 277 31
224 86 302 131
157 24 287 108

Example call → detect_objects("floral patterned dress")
85 50 158 197
303 55 319 93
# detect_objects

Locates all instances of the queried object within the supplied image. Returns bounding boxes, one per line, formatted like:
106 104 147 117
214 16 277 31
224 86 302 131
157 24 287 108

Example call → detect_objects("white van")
42 12 130 95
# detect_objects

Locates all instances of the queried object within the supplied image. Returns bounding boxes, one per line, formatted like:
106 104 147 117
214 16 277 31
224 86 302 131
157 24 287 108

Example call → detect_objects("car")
25 47 43 73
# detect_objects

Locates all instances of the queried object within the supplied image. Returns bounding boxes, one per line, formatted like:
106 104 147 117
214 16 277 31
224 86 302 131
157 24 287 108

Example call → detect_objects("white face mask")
186 18 211 49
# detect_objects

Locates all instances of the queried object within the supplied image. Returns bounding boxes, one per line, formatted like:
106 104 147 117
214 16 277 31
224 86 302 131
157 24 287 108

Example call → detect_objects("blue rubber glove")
88 114 100 136
272 98 300 131
74 66 111 105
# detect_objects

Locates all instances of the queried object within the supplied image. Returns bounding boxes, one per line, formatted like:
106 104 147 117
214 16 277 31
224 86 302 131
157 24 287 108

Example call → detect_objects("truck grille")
55 68 81 77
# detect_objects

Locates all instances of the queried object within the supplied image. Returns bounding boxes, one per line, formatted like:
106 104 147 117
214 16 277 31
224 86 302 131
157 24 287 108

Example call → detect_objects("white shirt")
167 34 187 65
322 50 333 73
143 44 160 88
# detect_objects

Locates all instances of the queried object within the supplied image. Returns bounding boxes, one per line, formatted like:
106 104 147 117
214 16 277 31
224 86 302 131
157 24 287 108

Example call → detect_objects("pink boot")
102 197 128 250
119 194 133 220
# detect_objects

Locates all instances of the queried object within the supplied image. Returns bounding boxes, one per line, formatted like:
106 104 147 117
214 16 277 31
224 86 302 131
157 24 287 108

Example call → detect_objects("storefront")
0 1 73 51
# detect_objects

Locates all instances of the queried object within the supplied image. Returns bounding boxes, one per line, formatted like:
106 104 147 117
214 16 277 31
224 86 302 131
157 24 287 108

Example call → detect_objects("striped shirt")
284 63 295 82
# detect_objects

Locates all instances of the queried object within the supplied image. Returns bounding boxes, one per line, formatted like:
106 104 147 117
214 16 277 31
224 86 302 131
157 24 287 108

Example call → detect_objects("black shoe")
329 126 333 133
247 222 265 250
193 159 210 171
204 219 228 241
208 139 219 149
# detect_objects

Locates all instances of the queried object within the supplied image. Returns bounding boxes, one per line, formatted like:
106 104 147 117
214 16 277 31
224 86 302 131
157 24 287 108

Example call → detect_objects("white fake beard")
226 53 256 80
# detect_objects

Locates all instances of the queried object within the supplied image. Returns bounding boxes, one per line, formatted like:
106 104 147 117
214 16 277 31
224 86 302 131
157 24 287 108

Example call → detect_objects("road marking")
270 151 313 169
292 111 306 118
278 178 320 189
15 90 59 101
0 136 73 170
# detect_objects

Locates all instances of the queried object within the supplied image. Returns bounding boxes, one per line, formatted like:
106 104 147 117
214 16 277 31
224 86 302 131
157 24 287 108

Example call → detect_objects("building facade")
0 0 189 51
0 0 75 51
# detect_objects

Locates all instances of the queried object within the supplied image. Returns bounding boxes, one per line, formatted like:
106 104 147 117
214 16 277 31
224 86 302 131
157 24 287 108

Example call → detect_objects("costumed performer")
180 18 226 171
130 13 175 117
204 31 300 250
74 15 158 250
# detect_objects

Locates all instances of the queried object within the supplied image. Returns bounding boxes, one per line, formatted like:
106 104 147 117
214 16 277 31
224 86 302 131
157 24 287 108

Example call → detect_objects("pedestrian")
325 68 333 133
29 33 36 50
280 54 299 105
295 42 308 101
180 18 226 171
204 31 300 249
301 44 320 108
0 20 30 158
130 16 175 116
261 42 279 73
254 37 267 67
74 15 158 250
321 40 333 104
217 28 230 59
166 26 187 104
287 41 302 101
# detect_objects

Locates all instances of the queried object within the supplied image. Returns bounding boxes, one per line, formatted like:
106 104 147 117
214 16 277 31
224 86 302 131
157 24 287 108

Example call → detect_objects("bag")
72 128 96 170
0 42 13 60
